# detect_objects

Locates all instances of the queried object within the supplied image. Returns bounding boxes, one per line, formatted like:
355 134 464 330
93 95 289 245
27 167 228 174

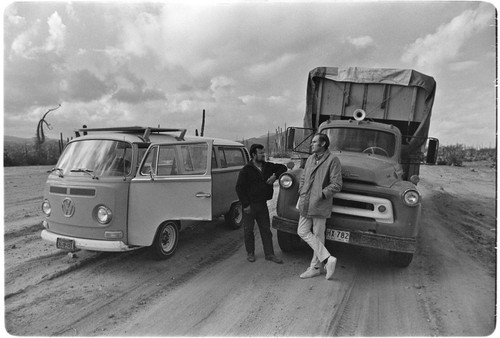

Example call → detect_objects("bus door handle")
195 192 211 198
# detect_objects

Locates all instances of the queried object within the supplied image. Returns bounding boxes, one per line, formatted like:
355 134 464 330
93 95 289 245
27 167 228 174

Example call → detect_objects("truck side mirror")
287 128 296 151
286 127 315 154
426 138 439 164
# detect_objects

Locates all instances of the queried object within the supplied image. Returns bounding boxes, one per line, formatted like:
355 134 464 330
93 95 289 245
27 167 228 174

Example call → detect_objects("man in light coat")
298 133 342 279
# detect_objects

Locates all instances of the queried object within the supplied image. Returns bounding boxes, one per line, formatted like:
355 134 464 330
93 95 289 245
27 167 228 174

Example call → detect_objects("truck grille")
332 192 393 224
333 198 374 211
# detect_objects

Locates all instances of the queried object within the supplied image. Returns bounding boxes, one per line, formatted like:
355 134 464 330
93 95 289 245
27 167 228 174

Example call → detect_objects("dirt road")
3 162 496 336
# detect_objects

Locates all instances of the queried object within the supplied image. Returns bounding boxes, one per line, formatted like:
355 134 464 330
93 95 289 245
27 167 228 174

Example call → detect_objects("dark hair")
315 133 330 150
249 143 264 158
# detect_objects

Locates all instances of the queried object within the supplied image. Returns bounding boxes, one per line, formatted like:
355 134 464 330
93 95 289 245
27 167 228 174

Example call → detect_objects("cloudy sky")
3 1 496 147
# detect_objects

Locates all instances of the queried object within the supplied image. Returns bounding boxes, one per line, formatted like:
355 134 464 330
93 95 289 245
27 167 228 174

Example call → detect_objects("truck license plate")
56 237 76 251
326 229 350 243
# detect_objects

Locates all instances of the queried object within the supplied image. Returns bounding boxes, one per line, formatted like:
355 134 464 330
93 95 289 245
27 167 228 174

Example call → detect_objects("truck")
272 66 439 267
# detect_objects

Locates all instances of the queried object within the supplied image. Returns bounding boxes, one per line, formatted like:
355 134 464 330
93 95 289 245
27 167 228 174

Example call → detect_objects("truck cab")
272 66 438 267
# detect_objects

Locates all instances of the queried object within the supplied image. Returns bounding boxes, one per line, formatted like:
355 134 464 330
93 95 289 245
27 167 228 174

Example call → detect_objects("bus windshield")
324 127 396 157
57 140 133 177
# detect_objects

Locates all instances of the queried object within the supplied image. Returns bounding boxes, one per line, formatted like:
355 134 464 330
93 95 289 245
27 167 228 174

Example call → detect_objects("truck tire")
225 202 243 230
277 230 301 252
150 221 179 260
389 251 413 267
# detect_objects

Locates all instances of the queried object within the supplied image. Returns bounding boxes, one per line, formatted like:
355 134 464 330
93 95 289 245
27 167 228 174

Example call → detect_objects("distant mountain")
4 135 35 145
237 131 290 157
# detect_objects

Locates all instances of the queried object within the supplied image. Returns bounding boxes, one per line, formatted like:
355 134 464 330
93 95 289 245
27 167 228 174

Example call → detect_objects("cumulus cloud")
210 76 235 101
63 69 110 102
10 20 40 58
9 11 66 58
45 11 66 54
121 11 161 58
344 35 375 49
401 4 492 68
112 87 167 103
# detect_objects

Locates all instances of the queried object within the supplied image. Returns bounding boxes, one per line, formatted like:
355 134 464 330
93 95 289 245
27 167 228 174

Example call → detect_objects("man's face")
253 148 266 163
311 136 324 154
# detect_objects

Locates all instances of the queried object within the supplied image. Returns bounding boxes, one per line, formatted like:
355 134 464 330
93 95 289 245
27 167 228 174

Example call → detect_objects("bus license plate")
326 229 350 243
56 237 76 251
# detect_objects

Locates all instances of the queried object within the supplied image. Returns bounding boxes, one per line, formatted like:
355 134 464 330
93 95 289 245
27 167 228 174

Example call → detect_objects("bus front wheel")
150 221 179 260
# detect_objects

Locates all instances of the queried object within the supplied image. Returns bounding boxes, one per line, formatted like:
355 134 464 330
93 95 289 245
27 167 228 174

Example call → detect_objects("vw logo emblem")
62 198 75 217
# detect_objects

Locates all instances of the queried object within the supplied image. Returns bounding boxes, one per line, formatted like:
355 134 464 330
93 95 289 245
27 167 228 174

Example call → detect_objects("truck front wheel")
389 251 413 267
277 230 301 252
150 221 179 260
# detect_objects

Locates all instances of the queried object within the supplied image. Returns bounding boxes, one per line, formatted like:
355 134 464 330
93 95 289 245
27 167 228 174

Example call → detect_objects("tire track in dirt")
4 219 243 336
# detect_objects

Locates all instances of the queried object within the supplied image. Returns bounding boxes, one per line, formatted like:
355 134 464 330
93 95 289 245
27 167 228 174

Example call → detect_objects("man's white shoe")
325 256 337 280
300 267 321 279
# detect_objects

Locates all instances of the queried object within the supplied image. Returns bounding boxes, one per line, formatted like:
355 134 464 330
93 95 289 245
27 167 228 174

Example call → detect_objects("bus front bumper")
41 229 139 252
272 215 416 253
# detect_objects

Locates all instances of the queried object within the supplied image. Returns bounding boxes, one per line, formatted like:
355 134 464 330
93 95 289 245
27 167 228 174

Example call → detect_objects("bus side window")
180 144 208 175
222 147 245 167
211 148 217 169
157 146 177 176
218 149 227 168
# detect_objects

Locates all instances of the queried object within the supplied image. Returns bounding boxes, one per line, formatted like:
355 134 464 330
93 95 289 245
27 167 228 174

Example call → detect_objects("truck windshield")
56 140 133 177
325 128 396 157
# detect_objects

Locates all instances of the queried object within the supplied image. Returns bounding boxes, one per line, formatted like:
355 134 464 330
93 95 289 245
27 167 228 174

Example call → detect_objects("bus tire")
277 230 301 252
389 251 413 267
150 221 179 260
225 202 243 230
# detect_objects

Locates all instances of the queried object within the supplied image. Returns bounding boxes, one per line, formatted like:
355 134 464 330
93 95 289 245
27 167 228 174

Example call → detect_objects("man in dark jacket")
236 144 287 263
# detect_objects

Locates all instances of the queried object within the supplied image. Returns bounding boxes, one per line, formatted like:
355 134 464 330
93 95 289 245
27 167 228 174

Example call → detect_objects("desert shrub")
438 145 465 166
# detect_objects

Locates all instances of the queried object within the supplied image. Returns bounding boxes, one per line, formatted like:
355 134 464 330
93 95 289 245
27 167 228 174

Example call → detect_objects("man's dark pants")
243 201 274 257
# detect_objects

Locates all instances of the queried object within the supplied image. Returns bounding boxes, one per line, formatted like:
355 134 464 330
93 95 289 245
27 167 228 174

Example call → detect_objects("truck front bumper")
272 215 416 253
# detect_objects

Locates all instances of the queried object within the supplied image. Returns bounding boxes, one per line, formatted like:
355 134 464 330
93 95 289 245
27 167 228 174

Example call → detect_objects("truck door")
128 140 213 246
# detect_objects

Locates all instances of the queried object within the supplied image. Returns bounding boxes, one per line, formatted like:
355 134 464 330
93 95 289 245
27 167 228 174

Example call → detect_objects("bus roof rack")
75 126 187 142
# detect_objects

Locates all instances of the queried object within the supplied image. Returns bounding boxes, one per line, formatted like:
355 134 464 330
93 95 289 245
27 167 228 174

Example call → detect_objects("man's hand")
243 206 252 214
266 173 277 185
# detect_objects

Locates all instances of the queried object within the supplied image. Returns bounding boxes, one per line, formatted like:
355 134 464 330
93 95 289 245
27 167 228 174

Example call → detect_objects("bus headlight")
402 189 420 206
96 205 113 224
279 174 293 189
42 200 51 216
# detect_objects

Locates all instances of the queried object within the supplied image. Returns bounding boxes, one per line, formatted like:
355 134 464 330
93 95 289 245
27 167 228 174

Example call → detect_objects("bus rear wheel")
225 202 243 230
150 221 179 260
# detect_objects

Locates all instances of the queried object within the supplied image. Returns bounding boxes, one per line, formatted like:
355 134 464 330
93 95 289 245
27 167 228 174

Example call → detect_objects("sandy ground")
3 161 496 336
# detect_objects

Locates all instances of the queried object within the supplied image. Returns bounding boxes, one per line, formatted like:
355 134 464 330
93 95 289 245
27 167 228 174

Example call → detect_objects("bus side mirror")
287 128 296 151
426 138 439 164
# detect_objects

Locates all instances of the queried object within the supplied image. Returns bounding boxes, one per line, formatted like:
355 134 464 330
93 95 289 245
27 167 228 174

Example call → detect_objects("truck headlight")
42 200 51 216
402 189 420 206
279 174 293 189
96 205 113 224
